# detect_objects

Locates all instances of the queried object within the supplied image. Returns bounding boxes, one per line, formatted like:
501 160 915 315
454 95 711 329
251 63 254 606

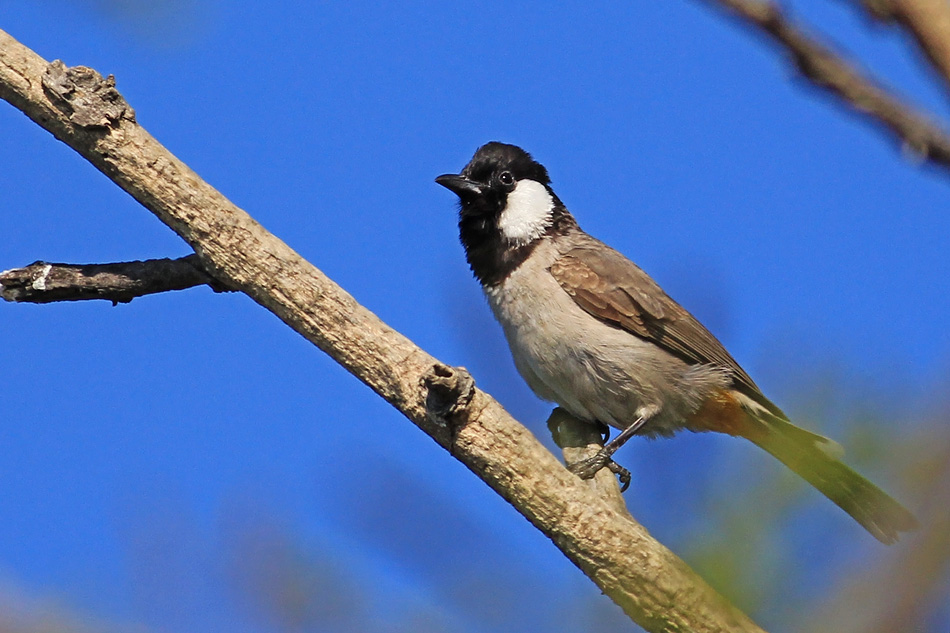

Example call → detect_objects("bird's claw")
567 450 631 492
607 460 631 492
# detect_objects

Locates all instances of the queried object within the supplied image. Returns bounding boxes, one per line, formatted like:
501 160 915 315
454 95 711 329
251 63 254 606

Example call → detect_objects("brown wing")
549 241 776 411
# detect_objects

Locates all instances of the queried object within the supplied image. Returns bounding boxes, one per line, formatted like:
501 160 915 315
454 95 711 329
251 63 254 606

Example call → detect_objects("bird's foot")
607 460 632 492
568 449 631 492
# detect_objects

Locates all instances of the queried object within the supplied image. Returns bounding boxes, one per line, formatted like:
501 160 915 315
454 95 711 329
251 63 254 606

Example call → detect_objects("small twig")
0 254 228 304
697 0 950 172
848 0 950 97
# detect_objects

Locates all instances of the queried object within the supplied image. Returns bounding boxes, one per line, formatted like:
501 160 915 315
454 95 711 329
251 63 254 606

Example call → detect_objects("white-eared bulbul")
436 142 917 544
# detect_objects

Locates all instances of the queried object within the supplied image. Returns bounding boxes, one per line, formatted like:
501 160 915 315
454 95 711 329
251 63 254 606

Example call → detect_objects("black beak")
435 174 486 199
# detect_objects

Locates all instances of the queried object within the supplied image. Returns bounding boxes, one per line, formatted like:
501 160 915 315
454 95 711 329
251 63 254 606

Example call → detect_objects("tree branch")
0 255 225 304
848 0 950 96
0 29 765 633
695 0 950 172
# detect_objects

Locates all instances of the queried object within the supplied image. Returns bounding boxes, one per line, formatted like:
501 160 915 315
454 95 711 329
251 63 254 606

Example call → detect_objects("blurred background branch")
841 0 950 93
697 0 950 171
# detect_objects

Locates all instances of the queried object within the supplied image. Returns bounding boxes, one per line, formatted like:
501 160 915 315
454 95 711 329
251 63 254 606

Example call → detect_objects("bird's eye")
498 171 514 186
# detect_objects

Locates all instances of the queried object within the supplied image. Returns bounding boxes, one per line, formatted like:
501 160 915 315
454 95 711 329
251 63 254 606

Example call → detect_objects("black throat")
458 202 578 287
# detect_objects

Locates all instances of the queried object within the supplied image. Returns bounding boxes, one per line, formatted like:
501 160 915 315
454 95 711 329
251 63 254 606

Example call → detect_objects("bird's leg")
567 416 647 492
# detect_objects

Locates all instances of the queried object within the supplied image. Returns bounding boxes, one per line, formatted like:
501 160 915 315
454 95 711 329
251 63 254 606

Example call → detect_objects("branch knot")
421 363 475 429
42 60 134 129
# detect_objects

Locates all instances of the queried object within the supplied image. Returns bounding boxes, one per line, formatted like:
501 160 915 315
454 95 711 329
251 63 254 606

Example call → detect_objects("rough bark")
0 28 765 633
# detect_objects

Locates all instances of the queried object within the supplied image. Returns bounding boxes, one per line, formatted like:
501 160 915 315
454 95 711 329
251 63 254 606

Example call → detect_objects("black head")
435 142 550 216
436 142 576 285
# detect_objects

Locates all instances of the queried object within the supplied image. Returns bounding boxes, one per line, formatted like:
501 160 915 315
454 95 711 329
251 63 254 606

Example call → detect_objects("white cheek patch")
498 179 555 245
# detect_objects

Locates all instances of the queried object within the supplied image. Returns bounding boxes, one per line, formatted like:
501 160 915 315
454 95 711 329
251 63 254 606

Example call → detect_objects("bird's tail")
743 409 918 544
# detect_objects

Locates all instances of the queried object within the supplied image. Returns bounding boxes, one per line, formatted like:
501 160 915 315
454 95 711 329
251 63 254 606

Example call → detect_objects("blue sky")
2 2 948 632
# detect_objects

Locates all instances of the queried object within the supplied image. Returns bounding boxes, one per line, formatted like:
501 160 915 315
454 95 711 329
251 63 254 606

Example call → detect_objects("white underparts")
498 179 555 245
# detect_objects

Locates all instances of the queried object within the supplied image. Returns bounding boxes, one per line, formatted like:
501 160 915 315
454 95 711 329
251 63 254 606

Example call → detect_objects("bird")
435 141 918 544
